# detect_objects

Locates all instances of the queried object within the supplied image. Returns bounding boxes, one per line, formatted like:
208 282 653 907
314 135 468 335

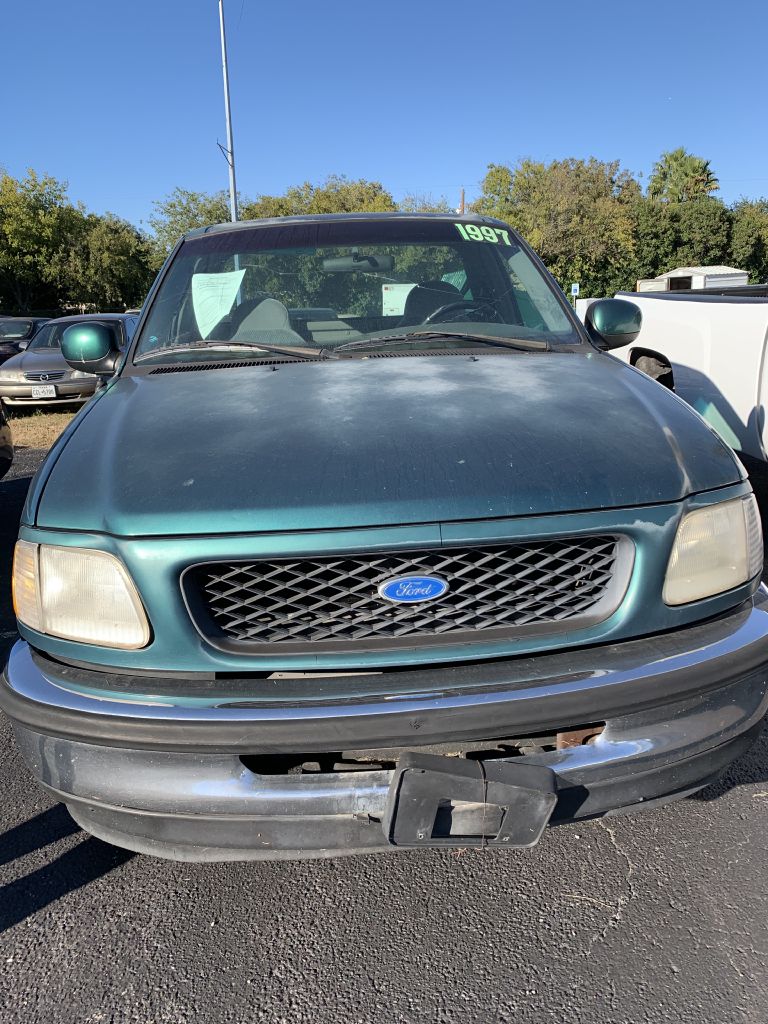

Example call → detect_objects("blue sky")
4 0 768 229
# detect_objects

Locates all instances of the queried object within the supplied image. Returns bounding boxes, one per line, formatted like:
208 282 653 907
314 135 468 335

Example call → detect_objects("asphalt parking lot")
1 446 767 1024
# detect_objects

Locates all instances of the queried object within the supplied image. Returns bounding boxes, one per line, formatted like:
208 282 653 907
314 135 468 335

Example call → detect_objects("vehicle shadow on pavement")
688 719 768 802
0 805 79 869
0 821 134 933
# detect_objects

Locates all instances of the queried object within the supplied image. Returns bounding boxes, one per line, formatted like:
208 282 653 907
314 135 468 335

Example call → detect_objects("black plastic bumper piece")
384 753 558 848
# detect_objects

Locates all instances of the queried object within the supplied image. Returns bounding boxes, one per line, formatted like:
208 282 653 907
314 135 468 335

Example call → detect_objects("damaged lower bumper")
3 593 768 861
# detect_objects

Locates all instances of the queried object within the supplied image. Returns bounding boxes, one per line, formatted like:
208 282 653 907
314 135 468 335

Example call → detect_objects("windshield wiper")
135 340 330 364
328 330 549 355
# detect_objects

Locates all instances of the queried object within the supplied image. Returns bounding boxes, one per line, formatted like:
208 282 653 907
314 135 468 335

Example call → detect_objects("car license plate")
31 385 56 399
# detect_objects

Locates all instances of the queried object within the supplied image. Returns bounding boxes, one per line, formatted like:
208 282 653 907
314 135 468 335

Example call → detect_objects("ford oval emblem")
377 575 449 603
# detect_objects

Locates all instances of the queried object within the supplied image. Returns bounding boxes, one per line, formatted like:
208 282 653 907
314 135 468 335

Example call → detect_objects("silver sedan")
0 313 138 407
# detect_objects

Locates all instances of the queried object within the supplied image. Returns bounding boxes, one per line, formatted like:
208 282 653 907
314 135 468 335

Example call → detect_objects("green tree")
0 170 75 311
630 198 678 282
398 192 454 214
648 147 719 203
149 178 398 266
64 213 154 309
243 175 396 219
239 192 294 219
731 199 768 282
674 198 731 266
473 158 640 296
472 163 515 221
630 196 732 282
0 170 157 312
148 188 230 268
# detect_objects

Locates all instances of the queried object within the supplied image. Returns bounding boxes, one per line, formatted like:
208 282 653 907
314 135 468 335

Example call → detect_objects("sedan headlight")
0 370 24 383
663 495 763 606
12 542 150 648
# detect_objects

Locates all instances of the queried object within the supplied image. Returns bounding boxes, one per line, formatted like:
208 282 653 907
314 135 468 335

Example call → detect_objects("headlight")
663 495 763 606
0 370 24 382
12 542 150 648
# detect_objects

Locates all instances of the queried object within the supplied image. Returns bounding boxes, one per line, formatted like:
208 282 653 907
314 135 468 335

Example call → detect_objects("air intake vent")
148 358 318 374
363 349 481 359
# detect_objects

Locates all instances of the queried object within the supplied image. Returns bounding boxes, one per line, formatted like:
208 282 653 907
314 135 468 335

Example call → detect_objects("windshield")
0 319 35 341
27 323 60 350
29 320 124 352
134 219 581 363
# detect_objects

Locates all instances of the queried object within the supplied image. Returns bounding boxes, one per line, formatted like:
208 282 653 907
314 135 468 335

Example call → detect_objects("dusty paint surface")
32 353 739 536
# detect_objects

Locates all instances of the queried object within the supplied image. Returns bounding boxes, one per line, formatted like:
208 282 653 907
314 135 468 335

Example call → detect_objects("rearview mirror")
584 299 642 350
61 323 120 375
322 253 394 273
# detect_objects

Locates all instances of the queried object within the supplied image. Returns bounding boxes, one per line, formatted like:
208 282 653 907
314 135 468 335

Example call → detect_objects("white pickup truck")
589 288 768 461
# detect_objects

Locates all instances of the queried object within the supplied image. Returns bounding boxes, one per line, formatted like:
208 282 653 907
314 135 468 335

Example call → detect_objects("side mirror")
16 340 29 351
61 323 120 375
584 298 642 350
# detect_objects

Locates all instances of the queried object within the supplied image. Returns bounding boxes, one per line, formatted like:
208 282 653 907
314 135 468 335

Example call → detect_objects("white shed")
636 266 749 292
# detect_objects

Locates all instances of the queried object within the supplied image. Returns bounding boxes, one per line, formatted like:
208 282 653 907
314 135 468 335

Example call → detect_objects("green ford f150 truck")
2 213 766 860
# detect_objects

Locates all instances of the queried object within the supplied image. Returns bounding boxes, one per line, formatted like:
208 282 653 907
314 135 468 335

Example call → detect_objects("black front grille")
185 537 625 653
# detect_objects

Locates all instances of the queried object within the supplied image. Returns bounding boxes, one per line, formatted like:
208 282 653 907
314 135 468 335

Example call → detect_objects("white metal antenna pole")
218 0 238 222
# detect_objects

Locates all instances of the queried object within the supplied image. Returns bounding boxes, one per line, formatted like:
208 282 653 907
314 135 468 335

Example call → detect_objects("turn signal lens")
663 495 763 606
12 540 43 632
12 542 150 649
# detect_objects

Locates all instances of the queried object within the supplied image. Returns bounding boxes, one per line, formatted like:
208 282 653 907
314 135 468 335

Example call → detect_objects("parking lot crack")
579 822 639 956
600 820 638 899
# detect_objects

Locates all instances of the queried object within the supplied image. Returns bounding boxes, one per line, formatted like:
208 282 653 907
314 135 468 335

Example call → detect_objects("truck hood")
34 352 741 536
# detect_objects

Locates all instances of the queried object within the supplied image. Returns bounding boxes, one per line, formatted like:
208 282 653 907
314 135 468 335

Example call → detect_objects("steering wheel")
422 299 500 324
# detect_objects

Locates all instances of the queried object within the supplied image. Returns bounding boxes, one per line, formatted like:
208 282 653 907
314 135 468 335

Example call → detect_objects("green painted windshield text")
455 223 511 245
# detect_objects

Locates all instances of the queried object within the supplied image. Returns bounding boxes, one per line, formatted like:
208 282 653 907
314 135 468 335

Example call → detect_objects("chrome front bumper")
3 592 768 861
0 382 96 405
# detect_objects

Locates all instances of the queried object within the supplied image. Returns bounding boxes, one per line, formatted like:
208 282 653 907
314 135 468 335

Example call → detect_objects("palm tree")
648 148 720 202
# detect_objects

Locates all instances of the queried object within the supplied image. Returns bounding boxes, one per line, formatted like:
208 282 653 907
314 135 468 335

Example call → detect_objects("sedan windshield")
27 323 60 350
29 320 123 351
0 319 34 341
134 218 581 364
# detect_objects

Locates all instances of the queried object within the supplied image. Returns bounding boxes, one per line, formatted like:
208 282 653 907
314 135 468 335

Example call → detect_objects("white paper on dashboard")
191 269 246 339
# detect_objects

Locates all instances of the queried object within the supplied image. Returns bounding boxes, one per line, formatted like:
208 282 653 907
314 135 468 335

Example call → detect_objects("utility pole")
218 0 238 222
459 188 465 215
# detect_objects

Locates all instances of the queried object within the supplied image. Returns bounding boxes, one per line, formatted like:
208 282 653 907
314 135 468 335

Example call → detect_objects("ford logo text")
377 575 449 603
